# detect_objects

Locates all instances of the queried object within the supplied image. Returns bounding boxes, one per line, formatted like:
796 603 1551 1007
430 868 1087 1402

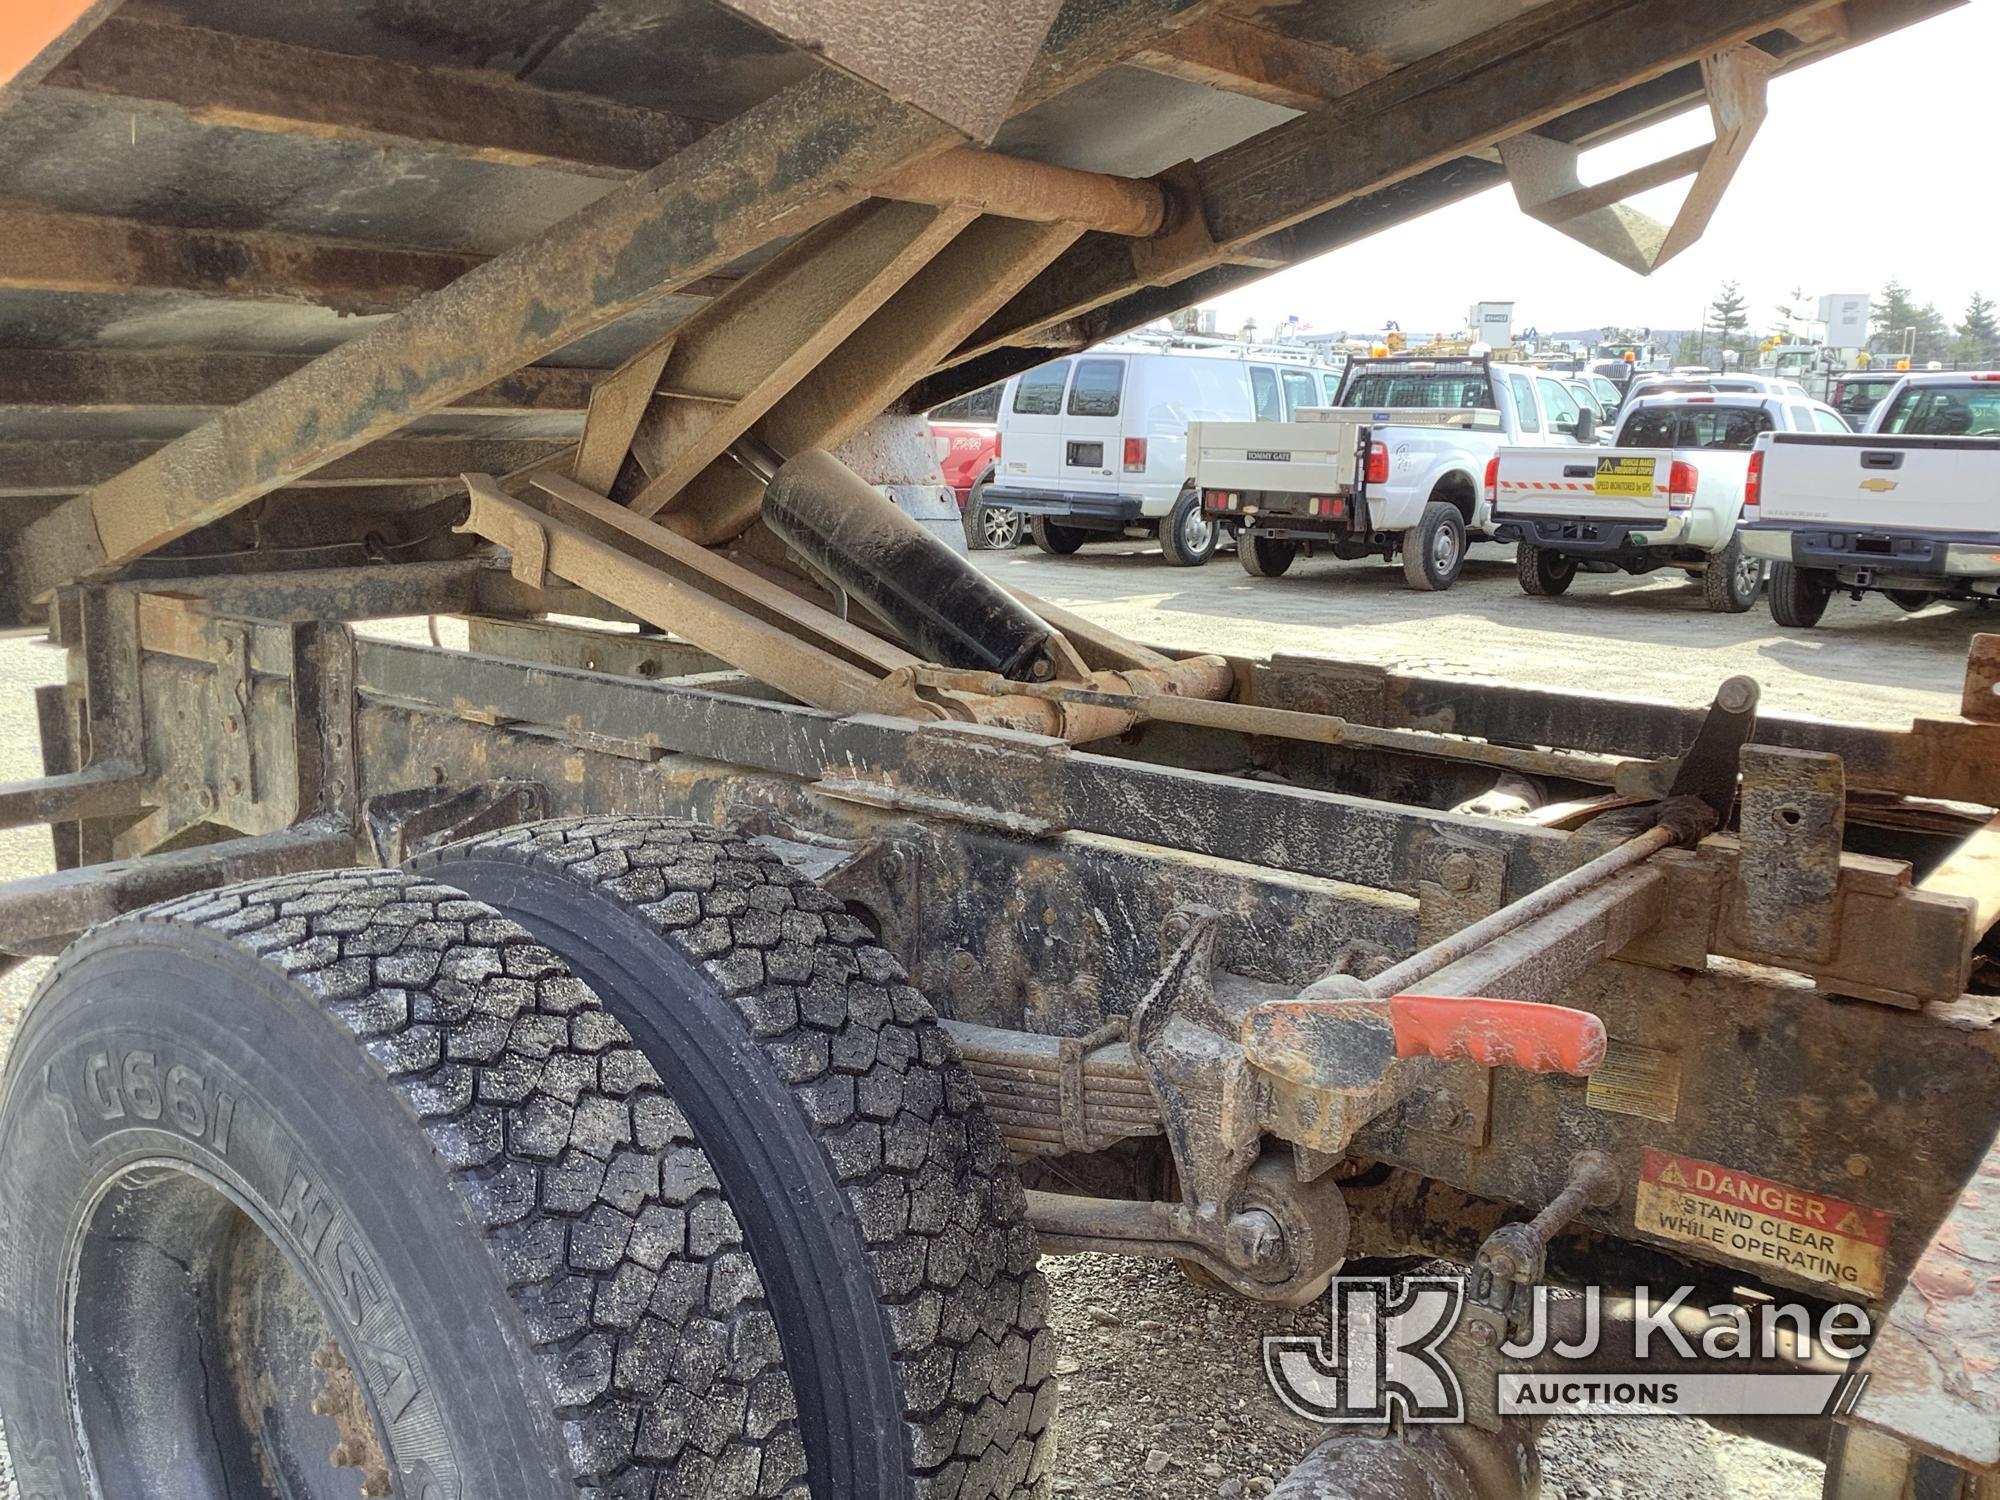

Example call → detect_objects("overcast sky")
1202 2 1990 341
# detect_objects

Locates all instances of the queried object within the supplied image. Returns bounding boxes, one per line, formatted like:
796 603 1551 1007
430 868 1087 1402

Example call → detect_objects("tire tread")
120 867 810 1500
423 819 1055 1500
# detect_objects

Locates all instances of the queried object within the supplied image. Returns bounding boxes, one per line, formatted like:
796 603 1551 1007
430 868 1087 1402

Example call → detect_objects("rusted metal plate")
1847 1126 2000 1470
718 0 1067 141
1734 745 1846 964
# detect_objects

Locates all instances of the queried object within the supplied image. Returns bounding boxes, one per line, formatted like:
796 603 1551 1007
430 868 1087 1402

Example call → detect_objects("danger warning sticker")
1634 1149 1890 1298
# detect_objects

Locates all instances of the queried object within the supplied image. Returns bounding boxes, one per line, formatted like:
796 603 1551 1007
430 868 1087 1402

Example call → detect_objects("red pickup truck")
929 384 1015 548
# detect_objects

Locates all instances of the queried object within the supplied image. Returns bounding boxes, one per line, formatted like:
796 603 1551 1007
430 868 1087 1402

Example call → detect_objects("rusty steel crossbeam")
1130 12 1392 110
660 215 1085 544
39 11 717 178
0 204 491 316
459 474 899 714
0 350 603 418
614 199 982 515
0 762 145 828
0 819 355 958
0 438 576 498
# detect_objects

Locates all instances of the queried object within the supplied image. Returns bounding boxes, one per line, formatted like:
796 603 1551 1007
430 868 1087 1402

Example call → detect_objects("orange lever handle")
1388 995 1607 1075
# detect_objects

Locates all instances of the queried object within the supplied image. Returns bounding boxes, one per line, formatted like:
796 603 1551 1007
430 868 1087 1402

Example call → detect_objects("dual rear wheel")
0 819 1055 1500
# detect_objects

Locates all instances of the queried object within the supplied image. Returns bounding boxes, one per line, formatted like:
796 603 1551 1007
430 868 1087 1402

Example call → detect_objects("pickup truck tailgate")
1190 417 1366 495
1493 446 1678 525
1755 432 2000 534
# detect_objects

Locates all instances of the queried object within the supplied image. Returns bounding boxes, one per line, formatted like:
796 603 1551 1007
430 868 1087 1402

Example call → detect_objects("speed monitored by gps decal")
1634 1150 1890 1297
1593 455 1657 498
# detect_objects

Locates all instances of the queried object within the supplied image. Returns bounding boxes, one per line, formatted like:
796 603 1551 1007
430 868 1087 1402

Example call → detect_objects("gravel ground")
1040 1256 1826 1500
0 544 1979 1497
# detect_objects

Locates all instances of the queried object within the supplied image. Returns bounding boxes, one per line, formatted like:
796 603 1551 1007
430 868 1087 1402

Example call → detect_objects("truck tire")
962 477 1021 552
1699 537 1765 613
1401 501 1467 591
1239 534 1299 578
1886 590 1934 613
1030 516 1085 555
1157 484 1218 567
415 818 1055 1500
1516 542 1575 597
0 869 808 1500
1768 562 1834 628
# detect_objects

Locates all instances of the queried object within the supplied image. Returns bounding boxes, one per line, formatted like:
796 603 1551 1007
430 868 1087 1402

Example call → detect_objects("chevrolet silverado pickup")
1740 371 2000 626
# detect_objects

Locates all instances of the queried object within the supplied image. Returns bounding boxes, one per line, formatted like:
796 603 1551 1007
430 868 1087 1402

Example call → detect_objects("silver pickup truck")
1740 372 2000 626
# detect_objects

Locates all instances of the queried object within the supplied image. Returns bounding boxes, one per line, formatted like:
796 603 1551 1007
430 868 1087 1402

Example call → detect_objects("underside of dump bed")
0 0 1959 618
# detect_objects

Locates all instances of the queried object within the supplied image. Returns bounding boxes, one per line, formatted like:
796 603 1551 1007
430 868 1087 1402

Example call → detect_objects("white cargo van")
982 336 1344 565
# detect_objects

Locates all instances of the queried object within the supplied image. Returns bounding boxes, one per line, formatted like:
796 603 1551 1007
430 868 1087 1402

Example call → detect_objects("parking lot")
976 539 1982 726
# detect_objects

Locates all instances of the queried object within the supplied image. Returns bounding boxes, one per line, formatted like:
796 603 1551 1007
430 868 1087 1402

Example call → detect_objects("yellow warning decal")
1593 455 1657 498
1635 1149 1889 1297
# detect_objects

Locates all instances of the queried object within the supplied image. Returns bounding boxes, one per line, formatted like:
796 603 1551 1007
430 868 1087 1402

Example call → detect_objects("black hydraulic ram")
735 439 1067 682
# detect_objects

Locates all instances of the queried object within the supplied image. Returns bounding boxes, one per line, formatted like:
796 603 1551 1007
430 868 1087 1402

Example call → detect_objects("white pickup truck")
1188 354 1601 590
1741 371 2000 626
1490 392 1852 612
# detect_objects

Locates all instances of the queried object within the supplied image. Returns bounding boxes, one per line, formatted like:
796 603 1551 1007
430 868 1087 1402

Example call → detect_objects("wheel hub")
1183 506 1214 553
1434 524 1459 570
66 1160 399 1500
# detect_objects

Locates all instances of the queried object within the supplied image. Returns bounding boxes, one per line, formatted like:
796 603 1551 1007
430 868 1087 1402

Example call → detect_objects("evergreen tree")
1911 302 1951 364
1870 280 1921 359
1707 281 1751 355
1957 292 1998 365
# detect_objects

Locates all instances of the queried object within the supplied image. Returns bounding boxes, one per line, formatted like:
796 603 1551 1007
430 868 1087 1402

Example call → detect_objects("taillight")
1483 455 1500 505
1743 449 1763 516
993 432 1002 461
1366 441 1390 484
1666 460 1698 511
1123 436 1147 473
